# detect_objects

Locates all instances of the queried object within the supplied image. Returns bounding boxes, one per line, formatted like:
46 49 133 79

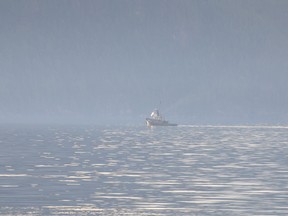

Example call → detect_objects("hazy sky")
1 0 288 125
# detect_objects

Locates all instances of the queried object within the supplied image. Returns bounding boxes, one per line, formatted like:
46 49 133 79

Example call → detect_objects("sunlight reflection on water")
0 125 288 215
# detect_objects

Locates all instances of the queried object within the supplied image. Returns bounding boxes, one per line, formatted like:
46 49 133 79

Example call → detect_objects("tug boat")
146 109 177 127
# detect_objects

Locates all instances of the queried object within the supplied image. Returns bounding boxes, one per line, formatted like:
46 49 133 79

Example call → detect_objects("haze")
1 0 288 125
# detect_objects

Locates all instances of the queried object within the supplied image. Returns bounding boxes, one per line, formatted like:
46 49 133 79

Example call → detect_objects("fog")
1 0 288 125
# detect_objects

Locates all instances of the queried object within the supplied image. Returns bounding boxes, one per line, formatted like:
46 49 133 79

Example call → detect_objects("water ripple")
0 125 287 215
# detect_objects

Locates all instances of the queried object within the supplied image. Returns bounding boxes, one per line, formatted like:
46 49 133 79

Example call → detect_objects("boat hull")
146 118 177 127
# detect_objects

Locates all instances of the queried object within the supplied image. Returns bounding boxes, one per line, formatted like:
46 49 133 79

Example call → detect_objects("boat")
146 109 177 127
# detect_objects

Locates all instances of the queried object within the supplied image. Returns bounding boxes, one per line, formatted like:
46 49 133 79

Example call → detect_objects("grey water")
0 125 288 215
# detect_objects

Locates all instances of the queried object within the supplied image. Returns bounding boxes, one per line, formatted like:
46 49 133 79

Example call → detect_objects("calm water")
0 125 288 215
